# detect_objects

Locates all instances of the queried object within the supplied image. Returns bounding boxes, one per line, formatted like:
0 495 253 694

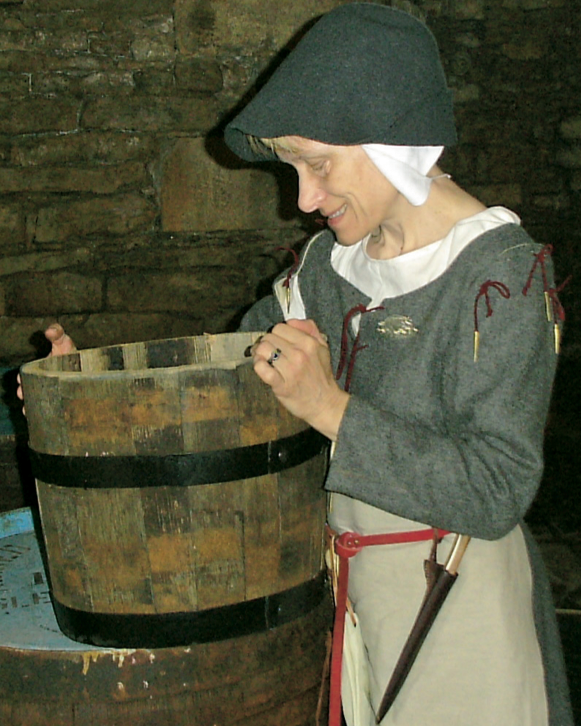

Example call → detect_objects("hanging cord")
522 243 553 319
473 280 511 362
276 246 301 313
522 244 571 354
336 304 385 391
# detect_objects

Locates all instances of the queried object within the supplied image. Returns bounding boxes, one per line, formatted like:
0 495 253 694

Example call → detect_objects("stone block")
32 194 157 243
175 56 223 95
0 249 92 277
560 118 581 141
0 163 148 194
107 1 175 22
19 0 172 13
17 8 101 32
452 83 480 104
6 271 102 316
132 68 175 95
556 148 581 169
130 19 175 63
531 193 570 211
501 25 548 61
456 118 524 146
32 70 135 96
0 30 32 52
0 51 45 72
0 308 231 365
0 71 29 96
107 268 250 314
161 137 301 233
452 0 485 19
476 143 539 184
0 98 79 134
11 132 156 166
82 96 220 133
175 0 343 54
0 316 53 363
41 54 103 72
40 29 89 53
502 0 566 8
89 32 133 57
468 183 522 208
49 312 202 351
0 29 88 54
0 204 26 250
0 138 10 164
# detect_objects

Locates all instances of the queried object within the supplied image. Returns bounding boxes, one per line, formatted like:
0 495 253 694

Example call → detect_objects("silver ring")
267 348 282 366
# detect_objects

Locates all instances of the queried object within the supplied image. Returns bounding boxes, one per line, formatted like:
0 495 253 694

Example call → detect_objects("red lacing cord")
335 304 384 392
548 276 570 324
473 280 511 362
276 246 300 292
521 244 571 353
522 243 553 297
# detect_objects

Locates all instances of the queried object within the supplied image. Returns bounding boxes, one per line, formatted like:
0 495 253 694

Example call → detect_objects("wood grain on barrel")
21 333 328 617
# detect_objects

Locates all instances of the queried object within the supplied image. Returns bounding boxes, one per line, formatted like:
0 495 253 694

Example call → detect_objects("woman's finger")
45 323 76 356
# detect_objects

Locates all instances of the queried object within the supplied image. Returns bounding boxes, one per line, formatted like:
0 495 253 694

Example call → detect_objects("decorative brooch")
377 315 419 337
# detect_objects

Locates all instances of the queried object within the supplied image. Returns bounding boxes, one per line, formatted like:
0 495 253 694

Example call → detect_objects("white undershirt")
277 207 521 326
331 205 520 305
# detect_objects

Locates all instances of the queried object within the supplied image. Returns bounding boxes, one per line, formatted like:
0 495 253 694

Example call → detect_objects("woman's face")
276 136 400 246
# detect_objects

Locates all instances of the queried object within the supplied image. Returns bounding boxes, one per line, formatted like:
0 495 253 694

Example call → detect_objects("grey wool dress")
240 210 573 726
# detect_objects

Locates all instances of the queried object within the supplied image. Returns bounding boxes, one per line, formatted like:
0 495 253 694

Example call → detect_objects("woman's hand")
16 323 77 411
252 319 349 441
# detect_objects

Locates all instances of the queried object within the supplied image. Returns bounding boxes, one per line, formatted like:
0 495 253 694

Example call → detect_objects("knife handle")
445 534 471 575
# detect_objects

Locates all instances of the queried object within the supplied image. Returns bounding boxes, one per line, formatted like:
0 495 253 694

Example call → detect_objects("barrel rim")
20 331 263 378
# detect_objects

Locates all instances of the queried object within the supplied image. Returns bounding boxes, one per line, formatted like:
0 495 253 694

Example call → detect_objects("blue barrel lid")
0 508 126 653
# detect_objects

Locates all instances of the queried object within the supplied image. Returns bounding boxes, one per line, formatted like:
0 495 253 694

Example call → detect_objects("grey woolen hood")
224 2 457 162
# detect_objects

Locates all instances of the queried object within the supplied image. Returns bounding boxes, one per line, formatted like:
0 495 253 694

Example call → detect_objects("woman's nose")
297 172 325 213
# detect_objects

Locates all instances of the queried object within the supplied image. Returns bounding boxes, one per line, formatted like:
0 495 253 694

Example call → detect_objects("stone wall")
0 0 579 366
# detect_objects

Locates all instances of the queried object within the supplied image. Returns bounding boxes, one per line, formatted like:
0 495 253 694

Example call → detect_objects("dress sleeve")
238 294 285 332
325 242 560 540
238 232 327 331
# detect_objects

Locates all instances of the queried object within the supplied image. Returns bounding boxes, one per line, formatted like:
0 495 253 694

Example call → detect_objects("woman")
20 4 571 725
223 3 572 726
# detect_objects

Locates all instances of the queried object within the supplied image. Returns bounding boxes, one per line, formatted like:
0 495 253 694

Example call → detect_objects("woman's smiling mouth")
327 203 348 225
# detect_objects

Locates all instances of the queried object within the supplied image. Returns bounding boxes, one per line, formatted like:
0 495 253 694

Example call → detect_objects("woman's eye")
312 162 329 175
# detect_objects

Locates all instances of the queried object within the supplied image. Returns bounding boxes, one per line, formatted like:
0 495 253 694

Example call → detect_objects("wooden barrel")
0 507 332 726
19 332 330 651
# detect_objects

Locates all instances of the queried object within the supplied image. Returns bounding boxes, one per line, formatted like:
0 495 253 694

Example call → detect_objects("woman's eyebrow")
298 152 329 162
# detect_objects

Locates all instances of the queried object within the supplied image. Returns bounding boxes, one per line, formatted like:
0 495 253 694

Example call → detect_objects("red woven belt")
328 527 449 726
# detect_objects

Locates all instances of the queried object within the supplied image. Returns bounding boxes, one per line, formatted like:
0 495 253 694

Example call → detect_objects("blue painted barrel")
0 506 331 726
